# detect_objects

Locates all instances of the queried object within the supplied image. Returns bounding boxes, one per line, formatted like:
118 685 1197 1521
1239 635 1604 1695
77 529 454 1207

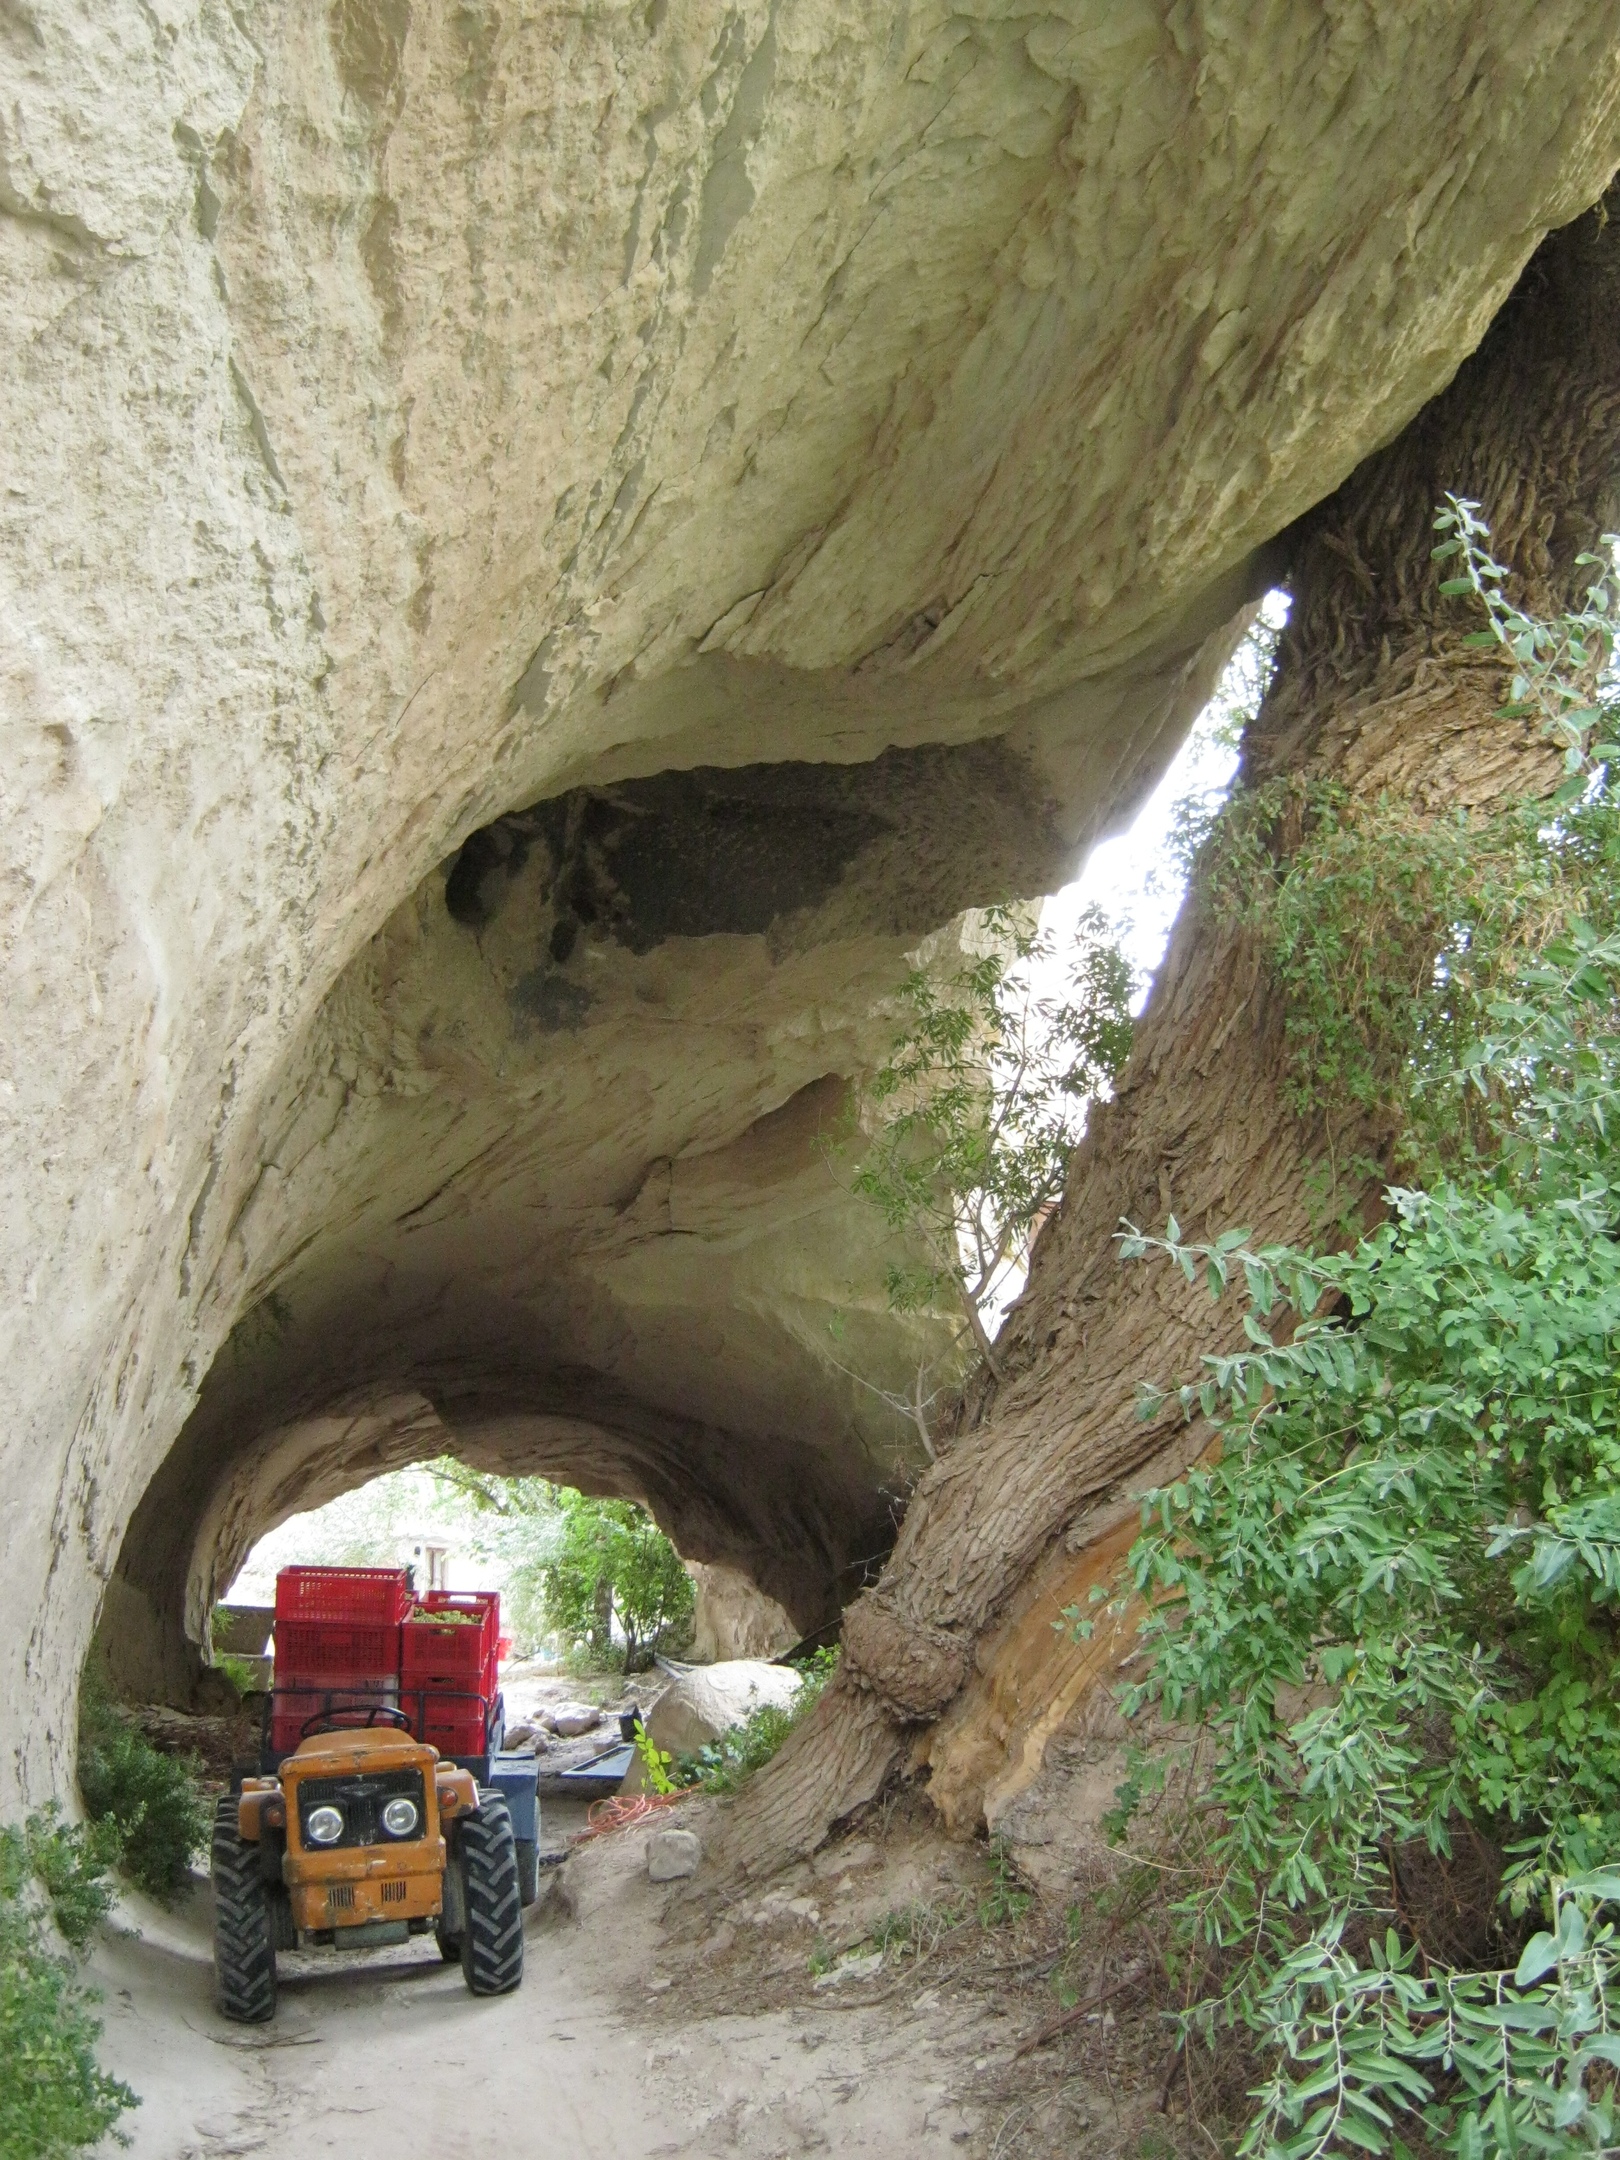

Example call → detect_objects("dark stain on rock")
445 739 1069 958
508 968 594 1033
446 758 892 946
331 0 412 113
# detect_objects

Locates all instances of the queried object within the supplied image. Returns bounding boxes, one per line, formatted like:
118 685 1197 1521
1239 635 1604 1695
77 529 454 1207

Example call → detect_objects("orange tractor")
214 1718 524 2019
213 1567 535 2021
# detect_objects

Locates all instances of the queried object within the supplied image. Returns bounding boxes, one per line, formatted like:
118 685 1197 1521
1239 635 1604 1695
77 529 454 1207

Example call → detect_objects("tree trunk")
719 191 1620 1874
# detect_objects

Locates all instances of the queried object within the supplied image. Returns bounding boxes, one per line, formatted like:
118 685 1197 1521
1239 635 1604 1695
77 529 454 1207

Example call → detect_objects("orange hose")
573 1790 684 1840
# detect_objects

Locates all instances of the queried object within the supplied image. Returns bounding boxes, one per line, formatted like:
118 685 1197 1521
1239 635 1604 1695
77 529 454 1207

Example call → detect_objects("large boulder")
622 1659 803 1791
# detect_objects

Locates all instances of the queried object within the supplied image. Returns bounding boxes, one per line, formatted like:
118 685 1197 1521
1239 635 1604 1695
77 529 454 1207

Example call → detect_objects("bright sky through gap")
983 593 1290 1329
1036 590 1291 1007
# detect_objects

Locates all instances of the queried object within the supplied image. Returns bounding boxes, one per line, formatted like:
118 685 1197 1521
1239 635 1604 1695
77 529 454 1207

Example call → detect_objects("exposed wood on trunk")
717 192 1620 1874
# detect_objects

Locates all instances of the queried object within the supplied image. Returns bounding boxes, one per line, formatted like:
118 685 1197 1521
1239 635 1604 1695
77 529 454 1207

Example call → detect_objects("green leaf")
1562 1869 1620 1902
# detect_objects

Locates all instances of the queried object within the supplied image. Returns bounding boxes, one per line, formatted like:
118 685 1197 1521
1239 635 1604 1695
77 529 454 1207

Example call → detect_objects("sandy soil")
88 1796 995 2159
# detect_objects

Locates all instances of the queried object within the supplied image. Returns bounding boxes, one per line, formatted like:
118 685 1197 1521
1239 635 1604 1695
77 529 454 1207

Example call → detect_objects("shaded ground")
650 1786 1231 2160
88 1791 991 2158
98 1689 1246 2157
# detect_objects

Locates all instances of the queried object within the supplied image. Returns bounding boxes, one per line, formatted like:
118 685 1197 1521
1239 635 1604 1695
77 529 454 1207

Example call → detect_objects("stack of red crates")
270 1567 411 1758
401 1591 500 1756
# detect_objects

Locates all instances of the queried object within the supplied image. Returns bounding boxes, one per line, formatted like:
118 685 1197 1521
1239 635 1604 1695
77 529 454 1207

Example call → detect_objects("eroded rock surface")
5 0 1620 1802
689 1562 797 1664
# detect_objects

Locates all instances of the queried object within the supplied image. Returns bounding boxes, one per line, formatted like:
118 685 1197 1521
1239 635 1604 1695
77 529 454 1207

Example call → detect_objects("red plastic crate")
273 1618 401 1683
275 1566 410 1625
413 1697 492 1757
401 1593 499 1697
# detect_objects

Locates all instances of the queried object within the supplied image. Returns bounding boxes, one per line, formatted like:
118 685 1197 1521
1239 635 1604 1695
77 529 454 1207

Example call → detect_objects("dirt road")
89 1805 989 2158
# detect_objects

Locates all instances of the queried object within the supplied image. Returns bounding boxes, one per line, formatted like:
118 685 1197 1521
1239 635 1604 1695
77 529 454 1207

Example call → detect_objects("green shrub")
211 1654 260 1698
976 1836 1031 1929
6 1814 118 1955
77 1683 208 1905
1083 503 1620 2157
538 1490 695 1671
561 1636 626 1679
686 1649 839 1794
0 1811 136 2159
867 1896 965 1960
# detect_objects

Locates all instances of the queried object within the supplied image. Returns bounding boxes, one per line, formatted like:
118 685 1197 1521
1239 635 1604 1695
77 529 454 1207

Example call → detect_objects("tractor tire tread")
516 1837 540 1908
211 1796 277 2023
459 1789 524 1997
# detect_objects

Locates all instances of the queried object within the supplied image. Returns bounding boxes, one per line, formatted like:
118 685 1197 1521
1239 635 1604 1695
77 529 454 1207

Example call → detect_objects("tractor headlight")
380 1796 419 1838
305 1805 344 1845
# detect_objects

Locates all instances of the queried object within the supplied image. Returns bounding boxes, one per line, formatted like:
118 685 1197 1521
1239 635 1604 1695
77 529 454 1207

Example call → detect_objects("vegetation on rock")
77 1677 208 1906
845 901 1133 1425
1088 505 1620 2156
0 1810 135 2159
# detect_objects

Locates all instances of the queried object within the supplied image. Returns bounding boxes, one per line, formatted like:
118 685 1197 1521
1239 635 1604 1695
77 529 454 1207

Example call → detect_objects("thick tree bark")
719 192 1620 1874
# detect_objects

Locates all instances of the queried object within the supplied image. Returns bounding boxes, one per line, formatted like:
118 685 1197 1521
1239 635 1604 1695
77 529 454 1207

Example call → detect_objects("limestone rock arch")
4 1 1620 1807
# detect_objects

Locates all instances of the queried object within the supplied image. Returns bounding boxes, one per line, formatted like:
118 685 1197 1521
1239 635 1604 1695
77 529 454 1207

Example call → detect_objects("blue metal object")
547 1740 634 1798
485 1749 540 1843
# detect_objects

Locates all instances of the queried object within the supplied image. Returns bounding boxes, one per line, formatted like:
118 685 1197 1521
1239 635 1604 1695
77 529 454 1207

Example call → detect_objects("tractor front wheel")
457 1790 524 1997
211 1797 277 2023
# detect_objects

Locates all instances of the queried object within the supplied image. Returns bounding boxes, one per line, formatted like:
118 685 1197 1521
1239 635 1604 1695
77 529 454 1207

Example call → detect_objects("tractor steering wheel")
300 1703 414 1738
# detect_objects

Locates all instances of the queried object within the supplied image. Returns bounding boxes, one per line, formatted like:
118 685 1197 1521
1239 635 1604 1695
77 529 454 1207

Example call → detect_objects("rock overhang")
4 0 1620 1797
108 739 1080 1693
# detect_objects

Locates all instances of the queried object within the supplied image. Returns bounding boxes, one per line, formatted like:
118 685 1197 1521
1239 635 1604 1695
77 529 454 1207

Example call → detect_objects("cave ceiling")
4 0 1620 1766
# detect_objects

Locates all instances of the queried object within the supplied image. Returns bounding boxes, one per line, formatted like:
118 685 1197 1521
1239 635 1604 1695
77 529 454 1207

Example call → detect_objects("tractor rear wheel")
211 1796 276 2023
457 1790 524 1996
515 1837 540 1908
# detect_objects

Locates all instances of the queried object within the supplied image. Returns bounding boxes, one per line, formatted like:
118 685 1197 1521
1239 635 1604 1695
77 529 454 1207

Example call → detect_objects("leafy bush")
684 1650 840 1794
77 1682 208 1905
425 1467 694 1670
976 1836 1032 1929
8 1815 118 1957
536 1489 694 1671
208 1606 265 1699
865 1896 967 1961
1085 503 1620 2156
211 1654 260 1698
851 902 1134 1379
630 1720 679 1795
0 1811 136 2159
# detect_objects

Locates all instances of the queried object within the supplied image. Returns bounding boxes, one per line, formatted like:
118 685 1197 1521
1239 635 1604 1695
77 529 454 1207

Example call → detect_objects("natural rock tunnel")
5 0 1620 1814
103 740 1091 1703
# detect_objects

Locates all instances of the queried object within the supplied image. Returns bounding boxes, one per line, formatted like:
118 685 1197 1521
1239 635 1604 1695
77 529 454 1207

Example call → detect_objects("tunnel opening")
94 723 1121 1717
216 1457 802 1680
99 1369 900 1714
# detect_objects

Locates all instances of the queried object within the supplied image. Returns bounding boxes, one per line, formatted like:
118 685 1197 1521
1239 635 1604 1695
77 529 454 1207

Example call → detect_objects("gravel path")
89 1798 988 2158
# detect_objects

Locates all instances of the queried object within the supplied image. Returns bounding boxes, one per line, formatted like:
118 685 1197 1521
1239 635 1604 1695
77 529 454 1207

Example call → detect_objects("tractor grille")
381 1880 408 1904
296 1768 425 1851
327 1884 356 1911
